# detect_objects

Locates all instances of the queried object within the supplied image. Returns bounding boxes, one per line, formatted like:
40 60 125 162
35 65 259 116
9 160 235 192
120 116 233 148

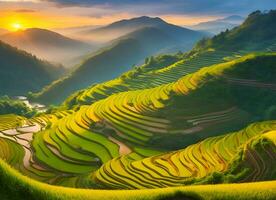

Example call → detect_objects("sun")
11 23 23 31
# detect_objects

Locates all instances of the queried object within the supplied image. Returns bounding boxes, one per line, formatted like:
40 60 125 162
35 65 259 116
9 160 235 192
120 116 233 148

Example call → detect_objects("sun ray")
11 23 23 31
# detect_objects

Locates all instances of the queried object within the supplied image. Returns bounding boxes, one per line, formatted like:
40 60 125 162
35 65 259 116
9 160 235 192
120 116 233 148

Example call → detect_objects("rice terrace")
0 0 276 199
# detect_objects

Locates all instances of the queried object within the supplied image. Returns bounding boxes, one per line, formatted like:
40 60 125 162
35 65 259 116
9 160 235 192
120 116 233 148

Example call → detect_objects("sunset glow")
11 23 23 31
0 1 222 32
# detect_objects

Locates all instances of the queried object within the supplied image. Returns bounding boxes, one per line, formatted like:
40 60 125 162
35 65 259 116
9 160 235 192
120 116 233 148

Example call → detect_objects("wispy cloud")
1 0 276 16
40 0 276 16
14 8 36 13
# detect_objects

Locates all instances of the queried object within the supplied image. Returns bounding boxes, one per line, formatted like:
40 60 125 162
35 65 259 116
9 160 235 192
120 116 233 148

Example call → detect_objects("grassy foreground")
0 158 275 200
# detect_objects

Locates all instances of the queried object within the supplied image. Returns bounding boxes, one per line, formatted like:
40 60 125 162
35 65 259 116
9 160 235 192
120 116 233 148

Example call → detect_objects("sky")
0 0 276 31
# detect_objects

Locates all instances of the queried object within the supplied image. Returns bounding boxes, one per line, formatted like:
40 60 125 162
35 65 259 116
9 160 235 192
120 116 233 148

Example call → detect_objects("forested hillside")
0 40 64 96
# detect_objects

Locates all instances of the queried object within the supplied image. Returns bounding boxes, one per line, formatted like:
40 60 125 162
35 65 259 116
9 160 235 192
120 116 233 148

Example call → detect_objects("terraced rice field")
0 114 26 131
0 112 76 184
0 156 275 200
93 122 276 189
0 137 24 168
23 54 276 186
70 50 245 106
0 54 276 190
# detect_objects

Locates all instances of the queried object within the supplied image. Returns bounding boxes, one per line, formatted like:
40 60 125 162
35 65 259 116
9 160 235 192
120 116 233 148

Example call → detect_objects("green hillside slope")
0 40 64 96
30 53 276 186
33 20 206 105
0 53 276 189
62 10 276 110
0 117 275 199
32 38 146 104
196 10 276 51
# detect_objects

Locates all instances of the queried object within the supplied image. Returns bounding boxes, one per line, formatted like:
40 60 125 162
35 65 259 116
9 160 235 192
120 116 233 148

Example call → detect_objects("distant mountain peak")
84 15 205 43
222 15 244 21
107 15 167 28
18 28 65 37
190 14 245 34
129 16 165 22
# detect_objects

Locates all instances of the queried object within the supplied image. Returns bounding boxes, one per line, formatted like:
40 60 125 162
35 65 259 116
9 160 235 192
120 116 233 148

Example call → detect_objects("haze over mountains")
1 28 93 67
81 16 206 43
191 15 244 34
0 40 64 96
54 25 102 38
33 16 207 104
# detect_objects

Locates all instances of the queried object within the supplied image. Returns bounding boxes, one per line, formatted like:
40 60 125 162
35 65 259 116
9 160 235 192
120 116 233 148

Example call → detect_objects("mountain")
196 10 276 51
1 28 93 67
33 23 206 104
0 40 64 96
190 15 244 34
82 16 205 43
223 15 245 23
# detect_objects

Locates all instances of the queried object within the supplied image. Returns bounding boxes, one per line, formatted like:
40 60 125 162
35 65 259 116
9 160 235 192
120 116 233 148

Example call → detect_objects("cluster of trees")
121 53 183 80
0 96 36 117
195 10 276 51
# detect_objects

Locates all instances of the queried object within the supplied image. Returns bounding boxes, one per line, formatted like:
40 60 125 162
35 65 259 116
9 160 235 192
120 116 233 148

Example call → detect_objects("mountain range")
82 16 206 43
32 16 206 104
190 15 244 34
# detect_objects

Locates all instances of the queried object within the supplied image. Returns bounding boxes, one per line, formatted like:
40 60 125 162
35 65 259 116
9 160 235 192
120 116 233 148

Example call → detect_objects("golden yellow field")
0 157 275 200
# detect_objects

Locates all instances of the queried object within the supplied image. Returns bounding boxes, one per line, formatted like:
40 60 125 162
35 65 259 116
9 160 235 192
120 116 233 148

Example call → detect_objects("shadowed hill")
0 40 64 96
